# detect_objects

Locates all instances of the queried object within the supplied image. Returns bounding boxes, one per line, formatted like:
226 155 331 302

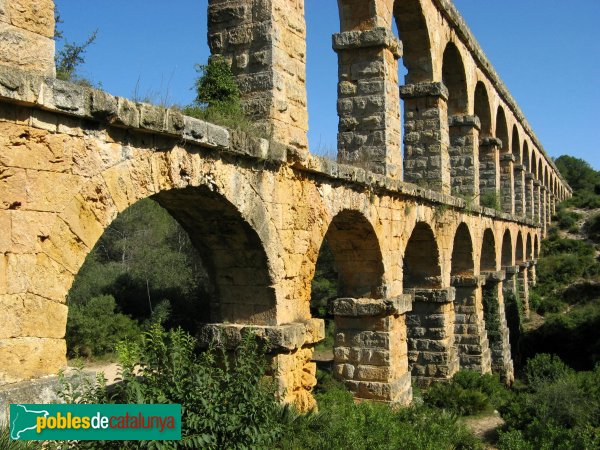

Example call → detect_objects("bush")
523 353 572 389
423 370 510 416
66 295 140 358
554 205 581 230
281 385 483 449
499 361 600 450
521 301 600 370
585 214 600 243
480 191 501 211
54 324 284 449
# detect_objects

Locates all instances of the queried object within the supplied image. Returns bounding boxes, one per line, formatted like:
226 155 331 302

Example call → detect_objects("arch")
393 0 433 83
474 81 492 137
511 125 521 161
451 223 474 276
534 234 540 259
501 230 513 267
536 157 542 180
523 141 530 171
515 231 524 263
531 153 538 179
403 222 441 288
495 106 509 154
526 233 533 260
321 209 385 298
337 0 434 82
442 42 468 116
480 228 497 272
142 187 277 325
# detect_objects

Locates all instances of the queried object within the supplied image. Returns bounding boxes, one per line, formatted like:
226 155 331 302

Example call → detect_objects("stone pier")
331 296 413 404
452 275 492 373
406 288 460 386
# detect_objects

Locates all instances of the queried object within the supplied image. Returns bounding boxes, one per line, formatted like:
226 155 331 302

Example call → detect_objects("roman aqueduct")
0 0 571 411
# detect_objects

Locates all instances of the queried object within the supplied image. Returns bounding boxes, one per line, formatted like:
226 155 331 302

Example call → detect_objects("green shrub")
521 300 600 370
499 357 600 450
0 425 39 450
281 385 483 449
524 353 572 389
554 206 581 230
54 324 284 449
423 370 509 416
480 191 501 211
66 294 140 358
585 214 600 243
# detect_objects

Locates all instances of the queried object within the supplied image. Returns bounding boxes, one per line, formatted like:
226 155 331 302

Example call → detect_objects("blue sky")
55 0 600 170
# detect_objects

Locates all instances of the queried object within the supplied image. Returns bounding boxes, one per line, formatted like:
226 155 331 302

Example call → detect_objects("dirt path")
462 412 504 449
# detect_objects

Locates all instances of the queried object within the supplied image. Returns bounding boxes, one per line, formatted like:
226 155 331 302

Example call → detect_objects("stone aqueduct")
0 0 571 411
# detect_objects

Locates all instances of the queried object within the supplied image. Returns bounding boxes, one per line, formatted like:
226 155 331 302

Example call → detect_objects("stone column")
406 288 459 387
330 296 413 404
478 137 501 208
481 271 514 385
400 82 451 194
199 320 324 412
534 180 542 223
517 263 530 318
503 265 520 295
529 260 537 287
452 275 492 374
208 0 308 152
514 164 525 217
334 28 402 178
449 115 481 203
500 153 515 214
550 193 556 217
0 0 55 75
525 173 535 220
541 186 548 235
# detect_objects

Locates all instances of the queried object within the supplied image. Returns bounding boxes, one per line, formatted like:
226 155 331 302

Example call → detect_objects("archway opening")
501 230 513 268
481 229 497 272
515 232 524 264
311 209 385 379
66 186 276 359
443 42 468 117
403 222 442 288
451 223 474 277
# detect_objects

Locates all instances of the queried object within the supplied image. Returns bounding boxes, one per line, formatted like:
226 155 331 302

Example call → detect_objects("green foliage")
523 353 573 389
67 198 211 357
310 239 337 352
66 294 140 357
0 425 39 450
553 204 582 230
498 356 600 450
281 384 483 449
52 325 284 449
54 8 98 84
555 155 600 209
521 299 600 370
423 370 510 416
482 286 501 346
480 191 501 211
182 57 262 135
585 214 600 243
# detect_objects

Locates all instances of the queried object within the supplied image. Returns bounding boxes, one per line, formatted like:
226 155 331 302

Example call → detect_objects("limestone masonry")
0 0 571 412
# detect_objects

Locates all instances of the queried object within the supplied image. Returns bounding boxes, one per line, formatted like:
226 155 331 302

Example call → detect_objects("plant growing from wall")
54 8 98 84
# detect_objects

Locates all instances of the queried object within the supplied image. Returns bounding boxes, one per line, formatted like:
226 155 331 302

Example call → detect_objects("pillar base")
406 288 460 387
198 320 325 412
330 296 413 404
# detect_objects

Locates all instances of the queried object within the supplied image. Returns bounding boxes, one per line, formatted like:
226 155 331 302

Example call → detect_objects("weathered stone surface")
0 21 54 75
330 295 412 317
0 337 66 384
